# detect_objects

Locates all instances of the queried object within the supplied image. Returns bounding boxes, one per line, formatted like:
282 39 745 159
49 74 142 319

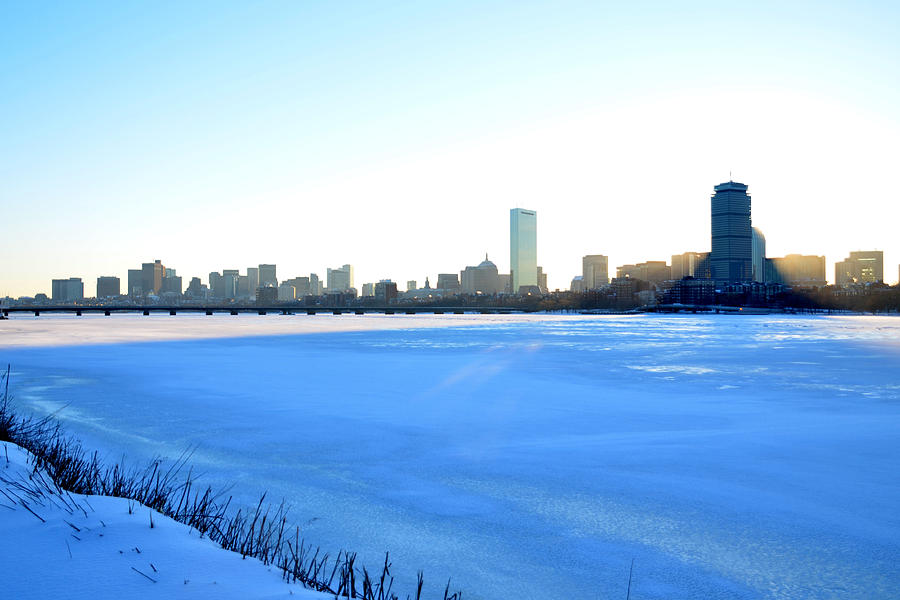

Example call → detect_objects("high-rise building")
671 252 708 279
141 260 165 295
96 276 120 298
752 227 766 283
361 282 375 297
374 280 398 303
835 251 884 285
616 261 671 286
223 269 239 299
186 277 202 297
510 208 537 293
327 264 354 292
436 273 461 292
582 255 609 289
209 272 223 298
310 273 323 295
767 255 826 288
259 264 277 287
127 269 143 296
461 255 501 294
277 283 296 301
285 276 311 297
710 181 752 282
406 280 417 292
247 267 259 293
51 278 84 303
537 266 548 293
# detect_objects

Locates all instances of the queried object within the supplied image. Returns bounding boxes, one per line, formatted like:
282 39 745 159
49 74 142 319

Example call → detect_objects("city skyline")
3 2 900 295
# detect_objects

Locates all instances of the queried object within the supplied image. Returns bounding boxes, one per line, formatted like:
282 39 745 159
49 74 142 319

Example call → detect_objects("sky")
2 0 899 296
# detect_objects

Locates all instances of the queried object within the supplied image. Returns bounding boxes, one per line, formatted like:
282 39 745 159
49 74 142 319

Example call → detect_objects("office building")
407 280 417 292
51 278 84 303
374 280 398 303
835 251 884 285
537 266 548 293
96 276 120 298
437 273 461 292
570 276 585 293
223 269 239 299
247 267 259 293
710 181 752 282
127 269 142 296
616 261 671 286
671 252 709 279
277 283 296 301
767 255 826 288
327 264 354 292
141 260 165 295
582 255 609 289
285 276 311 297
162 275 182 295
361 282 375 297
259 264 277 287
186 277 202 297
461 255 501 294
208 272 223 298
752 227 766 283
310 273 323 295
510 208 537 293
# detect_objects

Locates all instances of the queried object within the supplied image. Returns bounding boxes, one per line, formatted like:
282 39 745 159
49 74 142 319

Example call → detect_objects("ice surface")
2 314 899 599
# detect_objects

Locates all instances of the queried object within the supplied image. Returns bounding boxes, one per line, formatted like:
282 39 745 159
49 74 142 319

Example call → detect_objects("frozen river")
2 314 899 599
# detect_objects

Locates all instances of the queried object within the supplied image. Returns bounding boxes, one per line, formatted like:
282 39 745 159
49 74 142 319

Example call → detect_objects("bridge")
1 305 536 317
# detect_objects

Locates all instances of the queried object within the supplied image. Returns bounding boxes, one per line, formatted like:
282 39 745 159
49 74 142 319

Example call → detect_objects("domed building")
461 254 501 295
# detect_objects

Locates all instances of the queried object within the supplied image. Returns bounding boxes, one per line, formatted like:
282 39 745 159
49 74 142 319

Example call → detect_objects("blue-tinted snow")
4 314 900 599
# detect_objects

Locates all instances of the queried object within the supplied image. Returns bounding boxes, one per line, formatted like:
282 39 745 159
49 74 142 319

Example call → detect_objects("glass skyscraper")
510 208 537 293
710 181 752 282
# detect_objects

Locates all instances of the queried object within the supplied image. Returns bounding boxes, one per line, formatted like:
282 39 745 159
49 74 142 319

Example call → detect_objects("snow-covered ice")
2 313 899 599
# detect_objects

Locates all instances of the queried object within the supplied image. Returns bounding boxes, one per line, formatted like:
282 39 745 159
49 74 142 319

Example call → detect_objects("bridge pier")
307 309 316 315
230 310 238 316
104 310 110 316
355 310 364 315
405 310 415 315
169 310 176 316
143 310 150 316
333 310 342 315
433 310 444 314
454 310 464 314
206 310 213 316
258 310 266 315
384 309 394 315
76 310 82 316
33 310 40 317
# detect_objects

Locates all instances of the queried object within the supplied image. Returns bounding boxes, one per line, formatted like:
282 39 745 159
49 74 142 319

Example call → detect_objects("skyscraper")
710 181 752 282
141 260 165 295
96 276 120 298
835 251 884 285
510 208 537 293
582 255 609 289
751 227 766 283
327 264 354 292
259 264 277 288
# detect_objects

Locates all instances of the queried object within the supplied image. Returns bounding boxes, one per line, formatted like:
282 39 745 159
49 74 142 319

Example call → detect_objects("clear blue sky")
2 0 899 296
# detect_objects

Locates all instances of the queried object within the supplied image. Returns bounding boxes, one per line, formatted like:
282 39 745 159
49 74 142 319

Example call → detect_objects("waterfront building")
616 261 671 286
710 181 752 282
582 255 609 289
96 276 120 298
361 282 375 297
835 251 884 285
51 278 84 303
510 208 538 293
407 280 417 292
766 255 827 288
752 227 766 283
570 275 585 293
259 264 277 288
327 264 354 292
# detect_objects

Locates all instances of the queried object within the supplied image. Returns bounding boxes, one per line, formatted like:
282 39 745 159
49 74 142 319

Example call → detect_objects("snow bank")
0 441 326 600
